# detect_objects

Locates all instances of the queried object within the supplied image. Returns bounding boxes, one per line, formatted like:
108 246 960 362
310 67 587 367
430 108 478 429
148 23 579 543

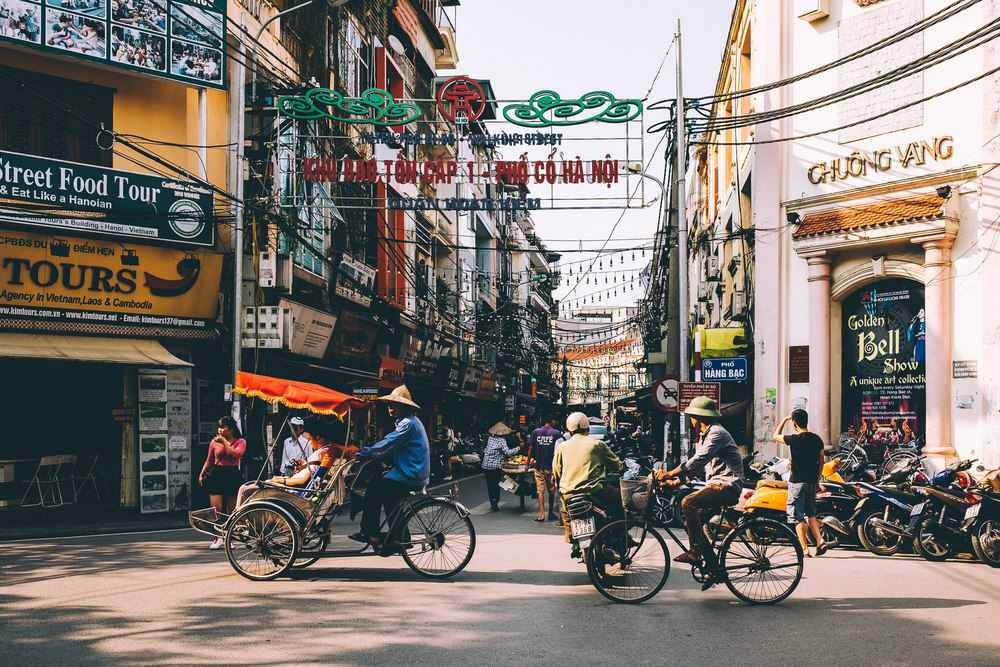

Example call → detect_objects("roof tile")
792 193 944 239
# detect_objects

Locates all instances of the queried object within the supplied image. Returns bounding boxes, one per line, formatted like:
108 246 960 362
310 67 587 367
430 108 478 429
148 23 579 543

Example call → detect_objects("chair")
71 454 102 503
20 456 63 507
53 455 78 505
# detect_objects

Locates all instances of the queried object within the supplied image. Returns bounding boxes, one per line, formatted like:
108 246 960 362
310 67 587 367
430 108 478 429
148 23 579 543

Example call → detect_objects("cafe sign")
0 151 215 246
0 228 222 330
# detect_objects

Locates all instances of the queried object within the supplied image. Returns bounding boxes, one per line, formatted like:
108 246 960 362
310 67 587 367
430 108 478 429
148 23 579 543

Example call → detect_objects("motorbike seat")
757 480 787 490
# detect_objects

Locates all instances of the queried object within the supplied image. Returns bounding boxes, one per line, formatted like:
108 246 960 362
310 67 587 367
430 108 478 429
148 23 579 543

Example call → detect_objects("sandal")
348 532 379 545
534 517 545 522
815 543 829 556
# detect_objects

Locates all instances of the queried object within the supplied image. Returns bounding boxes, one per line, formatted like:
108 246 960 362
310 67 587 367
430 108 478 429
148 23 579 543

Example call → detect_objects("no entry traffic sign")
651 375 679 412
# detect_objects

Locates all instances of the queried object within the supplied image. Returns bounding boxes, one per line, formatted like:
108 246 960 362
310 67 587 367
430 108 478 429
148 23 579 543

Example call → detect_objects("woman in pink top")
199 415 246 548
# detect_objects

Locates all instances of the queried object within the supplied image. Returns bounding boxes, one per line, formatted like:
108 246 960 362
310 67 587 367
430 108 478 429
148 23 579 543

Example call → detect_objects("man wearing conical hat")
350 385 430 546
655 396 745 591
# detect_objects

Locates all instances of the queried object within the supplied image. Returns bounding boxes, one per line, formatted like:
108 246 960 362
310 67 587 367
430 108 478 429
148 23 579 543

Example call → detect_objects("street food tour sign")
0 0 226 89
0 228 222 330
0 150 214 246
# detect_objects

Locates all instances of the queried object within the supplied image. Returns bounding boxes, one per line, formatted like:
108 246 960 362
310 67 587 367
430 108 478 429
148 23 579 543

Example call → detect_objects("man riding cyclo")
553 412 624 559
349 385 430 549
655 396 746 591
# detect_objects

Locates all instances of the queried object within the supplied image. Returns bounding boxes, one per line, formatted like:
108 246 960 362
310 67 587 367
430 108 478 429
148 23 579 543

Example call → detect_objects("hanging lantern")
632 251 636 261
599 260 603 269
641 248 646 257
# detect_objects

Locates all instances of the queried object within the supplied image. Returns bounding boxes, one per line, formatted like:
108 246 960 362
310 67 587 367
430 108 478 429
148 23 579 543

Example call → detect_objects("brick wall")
837 0 923 143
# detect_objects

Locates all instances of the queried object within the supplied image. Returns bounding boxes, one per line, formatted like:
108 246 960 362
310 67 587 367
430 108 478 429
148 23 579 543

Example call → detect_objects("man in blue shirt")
529 416 563 521
351 385 430 546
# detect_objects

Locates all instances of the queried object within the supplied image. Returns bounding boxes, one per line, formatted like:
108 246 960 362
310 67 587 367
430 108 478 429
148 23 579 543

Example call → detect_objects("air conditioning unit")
731 291 748 319
705 256 720 281
728 255 742 275
242 306 290 348
697 283 710 302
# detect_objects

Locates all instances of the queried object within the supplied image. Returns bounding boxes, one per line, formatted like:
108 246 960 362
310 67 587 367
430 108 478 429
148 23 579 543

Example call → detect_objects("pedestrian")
773 409 829 557
655 396 745 590
198 415 246 549
529 415 562 521
552 426 572 526
350 385 430 547
279 415 310 476
481 421 521 511
435 423 455 481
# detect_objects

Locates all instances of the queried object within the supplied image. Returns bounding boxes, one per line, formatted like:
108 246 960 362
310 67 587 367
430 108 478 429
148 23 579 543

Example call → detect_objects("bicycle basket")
620 476 652 512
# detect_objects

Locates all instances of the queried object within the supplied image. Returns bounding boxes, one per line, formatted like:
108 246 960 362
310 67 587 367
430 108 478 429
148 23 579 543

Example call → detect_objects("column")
805 253 832 446
917 235 956 458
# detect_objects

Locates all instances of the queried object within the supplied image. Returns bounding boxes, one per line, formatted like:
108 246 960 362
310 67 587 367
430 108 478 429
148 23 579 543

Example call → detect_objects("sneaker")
209 537 224 550
443 476 453 481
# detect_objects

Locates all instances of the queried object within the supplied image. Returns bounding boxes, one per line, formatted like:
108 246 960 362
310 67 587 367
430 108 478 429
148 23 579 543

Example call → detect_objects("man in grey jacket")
656 396 745 589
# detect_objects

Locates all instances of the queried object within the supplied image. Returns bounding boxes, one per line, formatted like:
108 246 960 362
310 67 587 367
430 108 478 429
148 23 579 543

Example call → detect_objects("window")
0 66 113 167
611 374 620 389
628 375 637 389
585 376 590 391
338 18 370 97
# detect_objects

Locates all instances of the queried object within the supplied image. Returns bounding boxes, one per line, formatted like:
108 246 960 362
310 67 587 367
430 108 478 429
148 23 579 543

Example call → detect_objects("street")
3 476 1000 666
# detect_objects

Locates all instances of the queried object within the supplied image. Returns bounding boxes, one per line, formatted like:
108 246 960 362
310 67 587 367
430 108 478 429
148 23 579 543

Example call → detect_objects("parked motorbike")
564 493 611 559
447 435 481 474
847 456 929 556
961 469 1000 567
906 459 978 561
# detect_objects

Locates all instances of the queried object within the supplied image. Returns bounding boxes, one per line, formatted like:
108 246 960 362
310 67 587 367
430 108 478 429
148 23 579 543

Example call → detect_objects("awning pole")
257 412 289 483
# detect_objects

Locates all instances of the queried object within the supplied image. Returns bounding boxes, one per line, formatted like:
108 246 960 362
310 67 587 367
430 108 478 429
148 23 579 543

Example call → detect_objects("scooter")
960 468 1000 567
905 459 978 561
846 456 929 556
741 458 856 548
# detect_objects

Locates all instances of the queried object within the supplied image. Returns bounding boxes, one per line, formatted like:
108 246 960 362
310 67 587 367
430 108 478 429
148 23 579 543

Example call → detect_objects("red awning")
233 372 370 417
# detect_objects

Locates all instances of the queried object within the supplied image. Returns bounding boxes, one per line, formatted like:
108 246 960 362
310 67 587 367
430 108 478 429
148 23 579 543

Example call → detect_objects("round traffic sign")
651 375 679 412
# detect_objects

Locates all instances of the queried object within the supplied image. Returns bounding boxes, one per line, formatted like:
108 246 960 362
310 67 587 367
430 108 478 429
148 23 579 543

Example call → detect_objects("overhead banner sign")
0 0 226 89
0 150 215 246
0 228 222 330
281 298 336 359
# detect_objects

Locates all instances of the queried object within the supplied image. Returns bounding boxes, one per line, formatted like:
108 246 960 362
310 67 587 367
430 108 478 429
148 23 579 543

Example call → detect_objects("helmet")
684 396 722 419
566 412 590 434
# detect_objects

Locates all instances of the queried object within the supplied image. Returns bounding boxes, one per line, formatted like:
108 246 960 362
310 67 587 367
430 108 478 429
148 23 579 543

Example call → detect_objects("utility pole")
675 19 688 385
675 20 690 462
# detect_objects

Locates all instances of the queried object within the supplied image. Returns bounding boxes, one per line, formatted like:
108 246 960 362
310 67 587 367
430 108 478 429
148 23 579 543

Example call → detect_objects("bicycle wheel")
225 505 300 581
293 534 329 568
586 520 670 604
400 499 476 578
719 518 803 604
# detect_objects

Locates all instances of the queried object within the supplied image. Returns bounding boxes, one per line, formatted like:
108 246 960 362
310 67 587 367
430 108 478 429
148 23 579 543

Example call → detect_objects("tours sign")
0 0 226 89
0 150 214 246
0 228 222 331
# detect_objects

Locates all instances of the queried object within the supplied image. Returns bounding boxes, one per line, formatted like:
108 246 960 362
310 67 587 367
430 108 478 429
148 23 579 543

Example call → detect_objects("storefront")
0 227 223 510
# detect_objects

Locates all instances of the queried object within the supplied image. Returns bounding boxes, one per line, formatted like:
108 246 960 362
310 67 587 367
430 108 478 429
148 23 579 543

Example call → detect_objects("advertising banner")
841 278 925 449
282 298 337 359
0 150 215 246
0 0 226 89
138 368 168 513
0 228 222 331
379 356 403 389
477 371 497 401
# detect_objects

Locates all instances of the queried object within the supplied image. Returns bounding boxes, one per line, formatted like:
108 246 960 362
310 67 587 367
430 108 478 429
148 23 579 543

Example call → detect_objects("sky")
451 0 736 319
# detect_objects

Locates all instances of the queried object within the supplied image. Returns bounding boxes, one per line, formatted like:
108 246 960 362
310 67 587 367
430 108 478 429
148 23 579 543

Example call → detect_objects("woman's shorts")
205 465 243 496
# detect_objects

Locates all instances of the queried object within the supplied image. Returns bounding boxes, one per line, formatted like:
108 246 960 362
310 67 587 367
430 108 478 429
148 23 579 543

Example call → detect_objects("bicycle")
586 476 804 605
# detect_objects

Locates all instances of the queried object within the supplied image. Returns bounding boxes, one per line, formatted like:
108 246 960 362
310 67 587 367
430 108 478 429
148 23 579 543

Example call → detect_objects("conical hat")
488 421 513 435
377 384 420 409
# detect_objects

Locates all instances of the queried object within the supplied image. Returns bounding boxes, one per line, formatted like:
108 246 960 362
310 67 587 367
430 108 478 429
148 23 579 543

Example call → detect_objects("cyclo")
189 372 476 581
583 474 804 605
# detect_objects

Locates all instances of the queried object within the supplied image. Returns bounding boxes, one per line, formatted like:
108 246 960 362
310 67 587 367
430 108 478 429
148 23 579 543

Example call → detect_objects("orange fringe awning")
233 372 370 418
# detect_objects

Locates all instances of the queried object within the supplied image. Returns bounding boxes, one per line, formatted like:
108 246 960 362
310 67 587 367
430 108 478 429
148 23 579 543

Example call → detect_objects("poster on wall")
138 367 168 513
0 0 226 89
841 278 925 456
165 367 192 510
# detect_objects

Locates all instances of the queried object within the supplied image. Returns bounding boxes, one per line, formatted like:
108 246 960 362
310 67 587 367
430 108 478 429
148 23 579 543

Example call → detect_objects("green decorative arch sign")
278 86 643 129
502 91 643 128
277 88 420 126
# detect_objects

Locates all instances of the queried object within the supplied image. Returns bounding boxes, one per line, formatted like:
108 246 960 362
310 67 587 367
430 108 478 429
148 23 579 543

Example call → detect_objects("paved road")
3 476 1000 666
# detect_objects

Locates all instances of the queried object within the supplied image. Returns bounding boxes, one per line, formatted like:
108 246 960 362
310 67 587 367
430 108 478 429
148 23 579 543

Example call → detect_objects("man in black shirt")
773 409 829 556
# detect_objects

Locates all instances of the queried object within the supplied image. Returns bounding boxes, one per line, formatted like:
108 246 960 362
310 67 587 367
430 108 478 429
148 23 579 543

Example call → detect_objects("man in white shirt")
280 416 310 475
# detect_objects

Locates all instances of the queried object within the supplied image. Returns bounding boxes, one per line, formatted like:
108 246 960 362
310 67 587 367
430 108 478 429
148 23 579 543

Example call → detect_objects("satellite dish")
388 35 405 54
